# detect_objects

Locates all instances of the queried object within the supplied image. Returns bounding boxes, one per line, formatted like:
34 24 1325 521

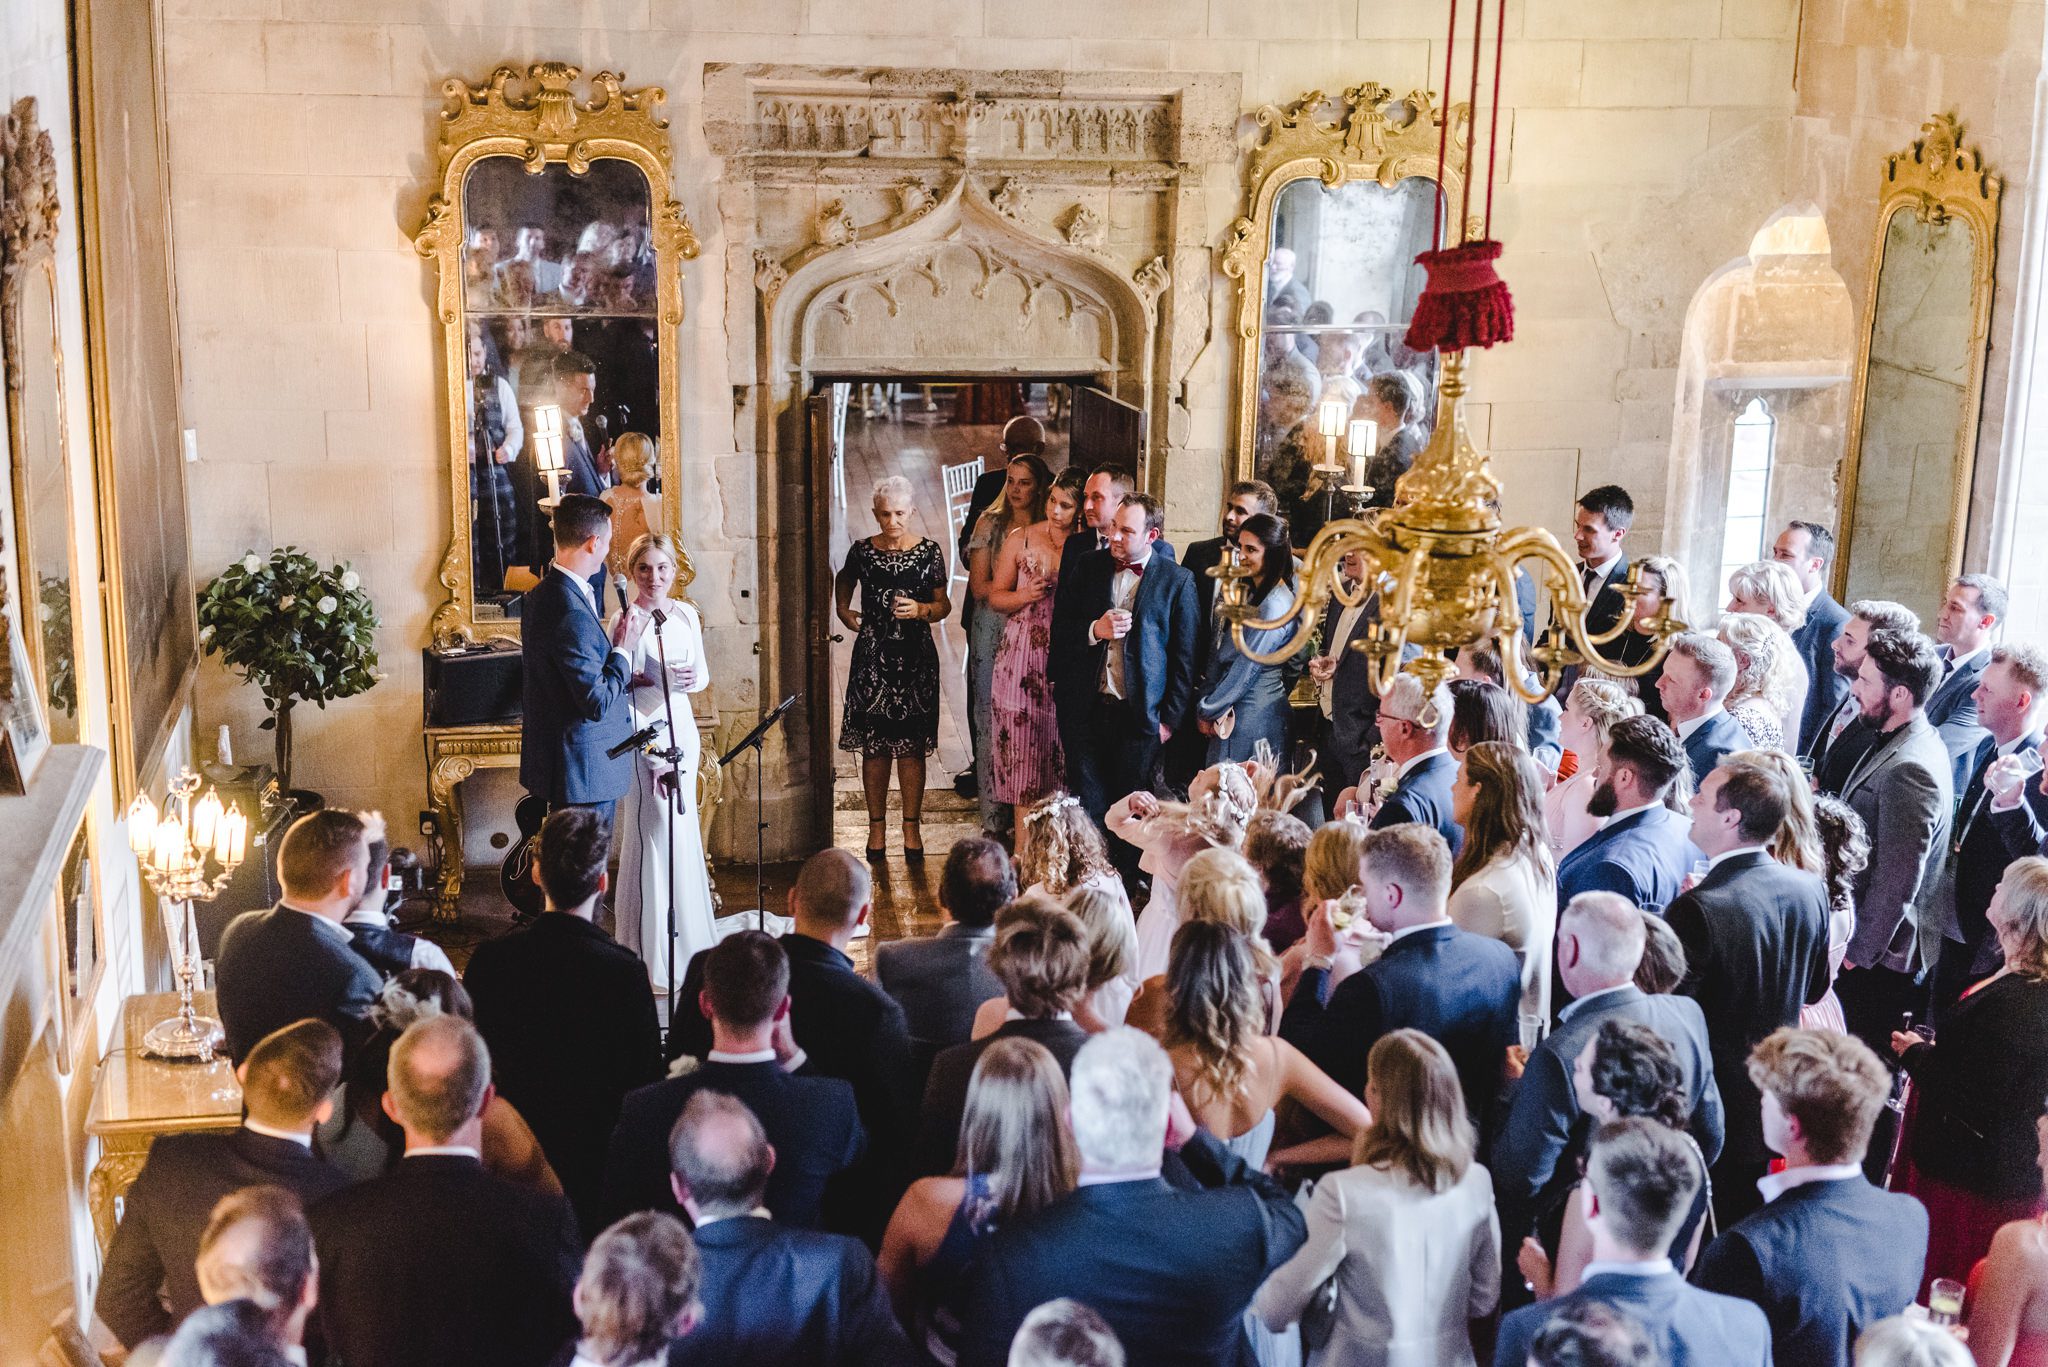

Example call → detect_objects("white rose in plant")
199 625 214 645
36 602 51 622
279 595 296 610
317 596 338 614
241 554 261 573
340 570 360 591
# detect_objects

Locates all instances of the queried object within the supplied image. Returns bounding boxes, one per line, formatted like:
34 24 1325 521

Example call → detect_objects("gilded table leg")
428 755 476 922
88 1142 151 1254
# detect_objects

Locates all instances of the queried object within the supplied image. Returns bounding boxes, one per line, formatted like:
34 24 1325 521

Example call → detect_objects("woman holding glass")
614 533 716 995
1196 512 1298 764
965 450 1052 834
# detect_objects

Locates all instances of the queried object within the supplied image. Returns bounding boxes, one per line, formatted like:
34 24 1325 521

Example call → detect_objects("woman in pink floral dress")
986 469 1083 823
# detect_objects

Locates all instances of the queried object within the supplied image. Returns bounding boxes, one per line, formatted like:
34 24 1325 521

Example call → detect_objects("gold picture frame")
415 62 700 646
1834 113 2002 610
1222 83 1473 486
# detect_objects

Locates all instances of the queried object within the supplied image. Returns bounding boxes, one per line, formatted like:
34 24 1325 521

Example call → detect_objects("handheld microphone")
606 717 666 760
613 575 631 617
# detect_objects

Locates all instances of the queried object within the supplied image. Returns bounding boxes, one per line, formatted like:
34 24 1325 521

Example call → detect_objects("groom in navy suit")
1056 493 1200 839
1557 714 1702 916
520 494 646 833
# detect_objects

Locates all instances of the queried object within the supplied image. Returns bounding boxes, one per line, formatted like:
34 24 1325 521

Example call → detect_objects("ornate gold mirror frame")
415 62 700 645
1834 113 2001 604
4 98 82 747
1222 84 1471 484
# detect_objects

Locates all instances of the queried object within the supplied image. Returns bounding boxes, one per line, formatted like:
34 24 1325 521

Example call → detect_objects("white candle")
128 794 158 857
1318 398 1346 441
1349 452 1368 489
192 791 221 851
1348 418 1377 458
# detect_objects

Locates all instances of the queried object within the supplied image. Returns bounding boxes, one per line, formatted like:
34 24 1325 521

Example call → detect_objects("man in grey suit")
1835 629 1952 1059
873 836 1011 1086
1928 573 2003 790
1492 891 1723 1307
1774 521 1852 755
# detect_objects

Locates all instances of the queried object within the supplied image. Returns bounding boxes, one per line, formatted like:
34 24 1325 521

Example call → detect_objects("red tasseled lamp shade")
1405 238 1515 353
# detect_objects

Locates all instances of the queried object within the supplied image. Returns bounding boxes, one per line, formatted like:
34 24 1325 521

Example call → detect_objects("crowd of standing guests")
95 487 2048 1367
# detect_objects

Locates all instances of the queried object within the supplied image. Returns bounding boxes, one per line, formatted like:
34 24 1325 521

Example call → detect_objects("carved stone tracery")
746 89 1175 162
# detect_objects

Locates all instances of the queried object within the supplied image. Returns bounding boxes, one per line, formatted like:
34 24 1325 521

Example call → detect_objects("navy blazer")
1556 804 1701 916
1371 749 1464 856
1054 546 1202 732
1280 922 1520 1126
562 428 604 497
1694 1175 1928 1367
1492 984 1724 1253
215 905 382 1063
668 1216 915 1367
1048 531 1177 707
1495 1268 1771 1367
1939 736 2048 984
518 565 634 805
1928 647 1992 793
959 1130 1308 1367
1680 710 1747 787
604 1060 864 1231
1664 851 1832 1171
1559 557 1632 684
1792 589 1851 754
1183 533 1229 677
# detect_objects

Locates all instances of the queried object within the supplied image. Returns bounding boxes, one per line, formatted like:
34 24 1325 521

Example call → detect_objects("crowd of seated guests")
101 500 2048 1367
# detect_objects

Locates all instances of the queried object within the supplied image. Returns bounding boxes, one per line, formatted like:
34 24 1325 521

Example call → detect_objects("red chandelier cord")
1431 0 1458 248
1484 0 1506 239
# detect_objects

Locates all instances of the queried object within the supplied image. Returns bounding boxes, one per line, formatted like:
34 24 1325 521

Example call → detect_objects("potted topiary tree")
197 548 381 804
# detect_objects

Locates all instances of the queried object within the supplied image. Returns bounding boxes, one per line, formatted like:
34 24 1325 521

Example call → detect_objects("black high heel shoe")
902 818 926 862
866 820 887 862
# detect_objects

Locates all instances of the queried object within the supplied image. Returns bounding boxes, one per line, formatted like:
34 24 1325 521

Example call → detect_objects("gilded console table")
85 990 242 1252
426 718 722 920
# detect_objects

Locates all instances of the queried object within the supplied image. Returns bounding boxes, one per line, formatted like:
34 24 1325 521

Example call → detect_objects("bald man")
665 848 917 1238
192 1186 319 1358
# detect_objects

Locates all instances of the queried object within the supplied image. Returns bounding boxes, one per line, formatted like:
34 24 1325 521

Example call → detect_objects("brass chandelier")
1213 350 1687 704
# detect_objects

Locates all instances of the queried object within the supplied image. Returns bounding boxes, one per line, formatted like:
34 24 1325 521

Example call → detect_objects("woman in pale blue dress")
1197 512 1298 764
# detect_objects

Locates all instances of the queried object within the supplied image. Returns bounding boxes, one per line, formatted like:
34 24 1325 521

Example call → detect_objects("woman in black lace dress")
837 475 950 860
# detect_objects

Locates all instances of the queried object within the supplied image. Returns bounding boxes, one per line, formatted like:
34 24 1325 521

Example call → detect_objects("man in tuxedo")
1496 1119 1771 1367
1556 484 1635 683
1281 825 1520 1123
1657 632 1745 784
1939 644 2048 1018
1172 479 1278 787
190 1186 320 1362
519 493 646 834
1835 628 1953 1057
311 1016 580 1367
608 930 862 1230
1772 520 1852 754
1308 549 1384 804
340 816 455 978
1492 892 1723 1302
214 808 381 1064
1669 757 1834 1224
959 1028 1308 1367
667 849 915 1237
874 836 1012 1086
464 807 665 1235
1811 600 1921 791
916 899 1092 1176
1361 673 1464 855
1555 716 1701 916
667 1091 914 1366
1929 573 2004 789
95 1020 349 1349
1057 494 1201 835
1693 1029 1929 1367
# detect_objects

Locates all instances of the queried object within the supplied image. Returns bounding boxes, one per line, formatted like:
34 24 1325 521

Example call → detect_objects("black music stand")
719 694 800 930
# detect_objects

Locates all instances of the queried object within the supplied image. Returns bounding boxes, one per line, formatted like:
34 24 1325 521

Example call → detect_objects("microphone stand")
719 694 801 931
647 605 687 1025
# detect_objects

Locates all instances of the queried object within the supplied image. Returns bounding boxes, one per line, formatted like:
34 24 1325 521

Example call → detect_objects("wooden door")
807 391 841 834
1069 384 1147 474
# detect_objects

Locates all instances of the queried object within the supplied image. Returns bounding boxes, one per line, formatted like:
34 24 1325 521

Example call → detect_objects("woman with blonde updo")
971 881 1141 1039
1545 679 1642 857
1128 846 1279 1039
614 533 715 993
1114 761 1260 980
1718 612 1803 750
1724 559 1812 728
601 432 663 581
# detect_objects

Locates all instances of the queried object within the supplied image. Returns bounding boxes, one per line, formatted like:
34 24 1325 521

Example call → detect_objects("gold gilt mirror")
1836 114 2001 619
4 97 85 747
416 62 700 644
1223 84 1469 539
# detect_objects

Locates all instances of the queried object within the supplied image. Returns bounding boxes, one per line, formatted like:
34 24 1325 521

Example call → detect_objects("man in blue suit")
1928 573 2003 790
1054 493 1201 841
1354 673 1463 855
1493 891 1723 1303
1557 715 1702 916
1657 632 1745 785
1693 1029 1928 1367
519 493 644 831
1946 645 2048 1017
1282 824 1520 1125
1772 520 1851 754
545 351 609 495
1495 1118 1772 1367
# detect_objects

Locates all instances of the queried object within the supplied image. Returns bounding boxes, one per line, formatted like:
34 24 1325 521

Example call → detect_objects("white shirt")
242 1119 314 1149
1583 1258 1675 1279
1947 643 1990 675
341 905 458 976
1005 1007 1075 1022
551 562 631 662
1395 746 1449 782
1580 552 1622 590
1799 580 1822 610
692 1206 772 1228
1674 703 1725 740
1100 552 1153 699
1757 1162 1864 1203
1319 597 1370 719
405 1145 481 1160
1706 843 1768 871
707 1045 810 1073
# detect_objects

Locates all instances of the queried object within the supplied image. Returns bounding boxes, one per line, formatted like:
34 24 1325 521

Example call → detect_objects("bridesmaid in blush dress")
986 469 1082 824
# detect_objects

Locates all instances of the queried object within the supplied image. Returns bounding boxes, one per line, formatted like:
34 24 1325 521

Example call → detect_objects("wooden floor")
827 384 1071 787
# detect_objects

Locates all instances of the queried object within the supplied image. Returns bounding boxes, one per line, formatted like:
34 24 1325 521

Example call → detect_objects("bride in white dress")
613 533 716 995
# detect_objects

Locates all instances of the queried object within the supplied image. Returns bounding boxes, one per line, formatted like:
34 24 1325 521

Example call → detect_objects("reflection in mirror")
16 267 78 743
1254 175 1440 542
1842 211 1976 616
460 156 664 613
